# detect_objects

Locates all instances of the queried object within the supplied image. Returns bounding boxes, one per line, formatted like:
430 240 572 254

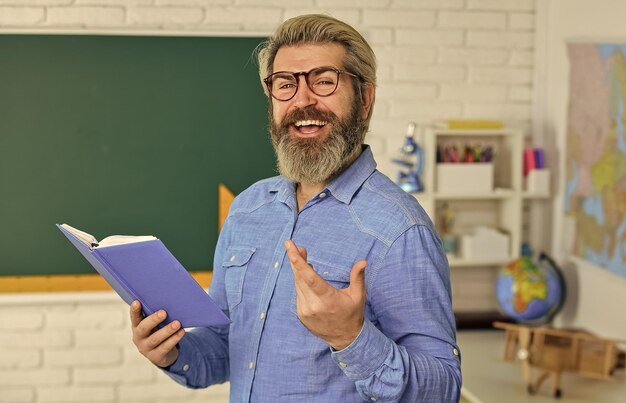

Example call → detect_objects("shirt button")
230 255 235 262
248 361 254 369
182 364 190 372
338 362 347 368
453 348 459 356
274 261 279 269
319 192 326 198
259 312 265 320
370 397 377 401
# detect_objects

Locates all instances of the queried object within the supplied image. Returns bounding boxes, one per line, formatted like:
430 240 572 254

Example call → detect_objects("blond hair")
257 14 377 124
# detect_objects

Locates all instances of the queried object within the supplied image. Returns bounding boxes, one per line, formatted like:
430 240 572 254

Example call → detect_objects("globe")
496 253 566 324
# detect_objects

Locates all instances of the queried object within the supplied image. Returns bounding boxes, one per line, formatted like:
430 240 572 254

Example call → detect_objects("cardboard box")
437 163 494 193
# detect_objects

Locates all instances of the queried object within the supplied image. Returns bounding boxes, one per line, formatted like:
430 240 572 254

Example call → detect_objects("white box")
436 163 493 193
526 169 550 195
461 226 509 260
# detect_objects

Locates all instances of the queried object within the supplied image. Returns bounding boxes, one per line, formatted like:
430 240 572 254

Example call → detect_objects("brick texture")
0 7 44 25
0 349 41 369
127 7 204 26
38 386 115 403
0 311 44 330
438 11 507 29
0 0 71 5
46 6 125 26
391 0 464 9
362 9 435 28
0 388 35 403
396 29 464 46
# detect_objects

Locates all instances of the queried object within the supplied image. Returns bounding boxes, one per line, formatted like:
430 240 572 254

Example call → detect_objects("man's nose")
292 75 316 107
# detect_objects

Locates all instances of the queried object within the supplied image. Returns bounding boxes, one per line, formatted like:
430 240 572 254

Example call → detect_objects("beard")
269 101 366 184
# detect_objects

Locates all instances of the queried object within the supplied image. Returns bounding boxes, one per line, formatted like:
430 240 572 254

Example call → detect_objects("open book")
60 224 157 248
57 224 230 328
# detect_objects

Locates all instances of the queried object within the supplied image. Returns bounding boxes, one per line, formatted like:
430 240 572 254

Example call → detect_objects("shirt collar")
326 145 376 204
268 145 377 205
270 176 295 204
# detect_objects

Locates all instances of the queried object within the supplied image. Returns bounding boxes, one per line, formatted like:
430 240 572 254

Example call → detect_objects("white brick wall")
0 0 536 400
46 6 126 26
0 7 45 25
0 293 227 403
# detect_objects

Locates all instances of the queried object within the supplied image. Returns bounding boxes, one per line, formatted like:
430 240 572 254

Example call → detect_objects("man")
130 14 462 402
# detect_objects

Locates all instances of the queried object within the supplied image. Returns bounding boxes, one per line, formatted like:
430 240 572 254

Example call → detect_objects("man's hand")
130 301 185 368
285 240 367 350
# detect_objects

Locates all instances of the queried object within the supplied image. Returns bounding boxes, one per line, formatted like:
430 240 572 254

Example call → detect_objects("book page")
98 235 157 248
60 224 97 246
60 223 156 248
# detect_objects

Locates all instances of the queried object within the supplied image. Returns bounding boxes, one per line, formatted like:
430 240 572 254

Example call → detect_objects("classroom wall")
0 1 536 401
0 293 230 403
537 0 626 339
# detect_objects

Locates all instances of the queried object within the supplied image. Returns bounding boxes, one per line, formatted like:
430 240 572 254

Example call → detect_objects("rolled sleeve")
331 319 393 381
160 326 230 389
162 338 195 385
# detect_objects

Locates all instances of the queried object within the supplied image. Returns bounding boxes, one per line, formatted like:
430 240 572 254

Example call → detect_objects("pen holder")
436 163 494 194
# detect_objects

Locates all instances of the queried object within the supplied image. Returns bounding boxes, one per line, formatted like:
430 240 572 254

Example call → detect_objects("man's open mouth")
293 120 329 135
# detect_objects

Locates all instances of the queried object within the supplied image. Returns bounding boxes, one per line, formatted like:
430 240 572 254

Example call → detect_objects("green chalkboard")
0 35 276 276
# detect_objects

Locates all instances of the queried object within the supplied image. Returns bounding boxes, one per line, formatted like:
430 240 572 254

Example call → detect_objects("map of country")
565 43 626 278
503 259 547 313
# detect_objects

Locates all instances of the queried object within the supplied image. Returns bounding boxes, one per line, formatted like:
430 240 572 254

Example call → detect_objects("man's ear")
360 83 375 120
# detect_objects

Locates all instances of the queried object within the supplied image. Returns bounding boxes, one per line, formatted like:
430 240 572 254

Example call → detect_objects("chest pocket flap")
223 246 256 310
223 247 256 268
308 258 351 288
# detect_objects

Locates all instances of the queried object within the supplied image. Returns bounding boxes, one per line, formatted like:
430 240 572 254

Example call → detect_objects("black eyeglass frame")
263 66 361 101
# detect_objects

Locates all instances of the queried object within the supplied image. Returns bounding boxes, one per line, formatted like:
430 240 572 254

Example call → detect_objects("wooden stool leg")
550 372 562 398
529 370 550 395
518 328 532 384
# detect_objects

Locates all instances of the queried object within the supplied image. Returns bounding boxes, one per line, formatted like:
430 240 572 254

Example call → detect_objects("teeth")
295 120 328 127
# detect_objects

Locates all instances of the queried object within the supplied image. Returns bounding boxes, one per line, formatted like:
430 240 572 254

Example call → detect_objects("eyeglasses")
263 66 360 101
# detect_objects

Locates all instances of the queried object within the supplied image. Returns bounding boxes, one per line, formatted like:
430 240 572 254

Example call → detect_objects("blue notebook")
57 223 230 328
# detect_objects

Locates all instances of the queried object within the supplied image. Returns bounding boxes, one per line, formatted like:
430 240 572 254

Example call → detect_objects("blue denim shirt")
165 146 462 402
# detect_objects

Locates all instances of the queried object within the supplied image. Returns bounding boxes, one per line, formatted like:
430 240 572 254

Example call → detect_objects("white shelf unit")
414 128 525 267
410 127 553 321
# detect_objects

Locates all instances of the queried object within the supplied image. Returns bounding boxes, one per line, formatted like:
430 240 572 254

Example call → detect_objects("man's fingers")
285 240 303 261
298 245 308 261
146 320 184 350
285 240 307 270
136 309 168 337
130 300 144 327
348 260 367 297
152 327 185 360
130 302 182 368
285 240 330 296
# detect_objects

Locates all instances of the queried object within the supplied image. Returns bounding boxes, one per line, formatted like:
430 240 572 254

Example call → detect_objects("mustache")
280 107 338 128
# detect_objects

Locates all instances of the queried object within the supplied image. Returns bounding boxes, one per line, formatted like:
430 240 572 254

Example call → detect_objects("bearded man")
130 14 462 403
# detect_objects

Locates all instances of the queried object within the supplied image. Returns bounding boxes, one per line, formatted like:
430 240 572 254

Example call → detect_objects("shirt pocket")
222 246 256 312
290 259 351 316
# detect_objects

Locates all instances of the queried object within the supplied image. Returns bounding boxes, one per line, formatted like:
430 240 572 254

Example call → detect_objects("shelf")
413 189 515 200
446 256 513 267
418 126 552 319
435 190 515 200
522 192 550 199
430 129 515 137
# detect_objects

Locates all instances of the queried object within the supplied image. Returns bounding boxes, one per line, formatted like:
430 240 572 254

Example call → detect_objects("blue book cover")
57 224 230 328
